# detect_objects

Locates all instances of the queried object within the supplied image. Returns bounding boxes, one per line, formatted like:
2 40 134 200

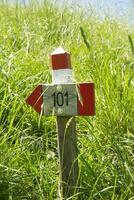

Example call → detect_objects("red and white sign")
26 47 95 116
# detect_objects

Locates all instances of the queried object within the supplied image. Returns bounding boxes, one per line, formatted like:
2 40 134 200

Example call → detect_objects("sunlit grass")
0 1 134 199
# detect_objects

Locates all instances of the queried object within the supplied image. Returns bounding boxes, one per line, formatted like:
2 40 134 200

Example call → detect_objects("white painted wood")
51 47 68 55
52 69 73 84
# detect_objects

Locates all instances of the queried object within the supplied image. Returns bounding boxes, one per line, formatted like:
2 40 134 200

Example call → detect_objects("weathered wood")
57 116 79 199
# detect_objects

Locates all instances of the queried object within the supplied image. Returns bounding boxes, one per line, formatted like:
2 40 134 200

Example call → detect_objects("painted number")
52 92 69 107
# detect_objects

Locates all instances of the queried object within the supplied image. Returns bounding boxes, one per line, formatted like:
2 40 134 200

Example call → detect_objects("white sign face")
43 84 77 116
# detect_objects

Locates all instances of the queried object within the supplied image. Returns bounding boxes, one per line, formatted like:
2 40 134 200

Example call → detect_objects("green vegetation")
0 1 134 199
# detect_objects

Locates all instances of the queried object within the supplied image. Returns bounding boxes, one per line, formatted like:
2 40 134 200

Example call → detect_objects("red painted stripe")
51 53 71 70
26 85 43 114
77 83 95 116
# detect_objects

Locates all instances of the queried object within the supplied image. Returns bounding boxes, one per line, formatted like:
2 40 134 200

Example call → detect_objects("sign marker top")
51 47 71 70
51 47 68 55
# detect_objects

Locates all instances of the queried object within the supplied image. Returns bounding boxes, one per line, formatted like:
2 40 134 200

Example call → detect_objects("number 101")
52 92 69 107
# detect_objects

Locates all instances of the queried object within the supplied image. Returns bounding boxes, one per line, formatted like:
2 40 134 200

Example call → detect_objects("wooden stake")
57 116 79 198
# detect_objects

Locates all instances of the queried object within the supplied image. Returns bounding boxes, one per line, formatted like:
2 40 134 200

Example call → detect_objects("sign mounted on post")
26 47 95 199
26 47 95 116
26 83 95 116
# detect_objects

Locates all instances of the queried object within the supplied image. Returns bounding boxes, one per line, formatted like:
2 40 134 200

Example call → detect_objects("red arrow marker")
78 83 95 116
26 83 95 116
26 85 43 113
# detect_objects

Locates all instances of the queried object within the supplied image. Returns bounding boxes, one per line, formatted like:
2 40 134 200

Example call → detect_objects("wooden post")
57 117 79 198
51 47 79 199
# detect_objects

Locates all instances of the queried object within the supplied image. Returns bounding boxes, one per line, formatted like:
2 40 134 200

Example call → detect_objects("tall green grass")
0 1 134 199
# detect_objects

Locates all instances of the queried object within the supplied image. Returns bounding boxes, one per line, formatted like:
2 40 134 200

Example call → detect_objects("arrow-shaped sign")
26 47 95 116
26 82 95 116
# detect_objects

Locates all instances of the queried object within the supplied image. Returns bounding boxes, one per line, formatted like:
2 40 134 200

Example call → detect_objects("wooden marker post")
26 47 95 199
51 47 79 198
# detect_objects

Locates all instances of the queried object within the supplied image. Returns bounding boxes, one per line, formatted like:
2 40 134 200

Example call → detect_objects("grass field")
0 1 134 199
